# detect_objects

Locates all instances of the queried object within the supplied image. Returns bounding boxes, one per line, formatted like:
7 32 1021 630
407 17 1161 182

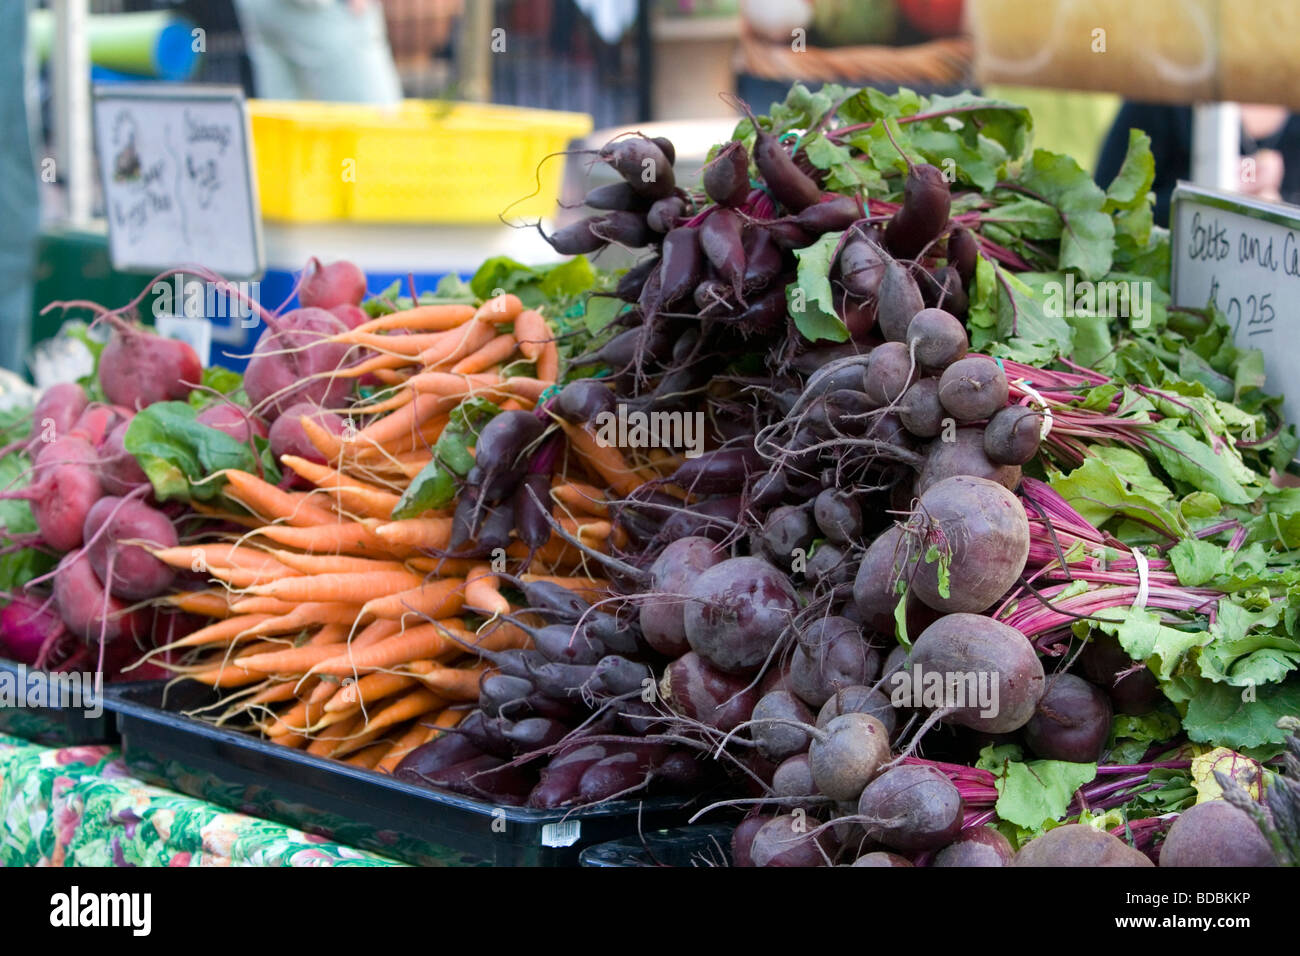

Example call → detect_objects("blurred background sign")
92 84 262 278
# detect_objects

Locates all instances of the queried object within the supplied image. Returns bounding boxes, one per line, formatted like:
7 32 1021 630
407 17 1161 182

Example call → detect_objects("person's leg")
232 0 306 99
0 0 38 375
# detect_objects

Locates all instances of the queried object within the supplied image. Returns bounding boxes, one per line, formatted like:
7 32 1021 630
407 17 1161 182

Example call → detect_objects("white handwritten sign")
93 84 263 279
1171 183 1300 428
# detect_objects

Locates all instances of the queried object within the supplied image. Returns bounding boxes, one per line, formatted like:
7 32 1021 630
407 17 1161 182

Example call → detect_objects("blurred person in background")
1096 102 1300 226
0 0 38 374
233 0 403 103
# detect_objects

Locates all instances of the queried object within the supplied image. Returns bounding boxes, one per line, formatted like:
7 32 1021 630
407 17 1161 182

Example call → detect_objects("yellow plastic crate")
249 100 593 224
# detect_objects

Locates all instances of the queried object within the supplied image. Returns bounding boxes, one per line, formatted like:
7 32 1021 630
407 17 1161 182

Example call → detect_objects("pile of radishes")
0 257 369 676
0 326 199 676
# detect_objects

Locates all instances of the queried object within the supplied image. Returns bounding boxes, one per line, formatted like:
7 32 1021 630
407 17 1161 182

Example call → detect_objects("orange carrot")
300 414 348 462
372 517 454 550
151 543 285 573
353 418 447 460
245 680 300 706
349 388 415 418
228 596 299 616
551 481 609 518
309 621 463 676
555 420 653 496
305 714 362 756
512 309 550 361
242 602 365 636
323 672 417 713
263 550 410 577
451 333 517 375
406 555 505 577
188 501 262 528
307 623 349 646
267 693 329 737
281 456 402 519
473 293 525 326
360 577 465 621
158 589 233 618
331 693 449 758
352 617 403 648
415 662 490 701
189 664 273 689
243 568 427 604
535 338 559 383
204 565 295 589
354 392 452 450
374 719 437 773
221 470 336 527
350 303 477 335
328 351 412 380
419 321 498 369
249 521 403 558
503 376 551 404
345 742 392 769
403 370 502 398
355 688 444 735
142 613 272 653
232 643 356 674
341 330 463 357
464 565 509 617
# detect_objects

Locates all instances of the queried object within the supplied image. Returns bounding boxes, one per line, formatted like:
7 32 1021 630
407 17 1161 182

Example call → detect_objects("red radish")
268 402 346 465
53 552 146 644
33 434 99 473
32 383 88 441
243 308 351 419
0 595 65 666
83 497 178 600
330 304 368 330
69 404 129 449
7 436 103 551
98 420 149 496
196 403 269 443
99 322 202 409
298 257 367 310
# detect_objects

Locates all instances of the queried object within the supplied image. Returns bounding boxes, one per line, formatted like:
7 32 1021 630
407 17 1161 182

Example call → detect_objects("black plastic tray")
579 824 736 867
104 680 697 867
0 658 119 747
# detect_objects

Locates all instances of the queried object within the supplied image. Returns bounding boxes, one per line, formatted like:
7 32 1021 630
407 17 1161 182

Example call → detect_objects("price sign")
93 84 264 279
1171 183 1300 428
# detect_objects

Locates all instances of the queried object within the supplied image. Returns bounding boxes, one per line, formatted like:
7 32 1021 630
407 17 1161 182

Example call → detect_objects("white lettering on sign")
1172 183 1300 428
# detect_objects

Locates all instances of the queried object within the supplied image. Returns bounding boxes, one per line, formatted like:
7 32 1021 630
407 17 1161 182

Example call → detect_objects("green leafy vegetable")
124 402 278 503
978 743 1098 832
787 231 849 343
390 398 500 519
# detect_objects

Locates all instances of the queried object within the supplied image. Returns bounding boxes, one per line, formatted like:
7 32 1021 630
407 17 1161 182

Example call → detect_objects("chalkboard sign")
93 84 263 279
1171 183 1300 428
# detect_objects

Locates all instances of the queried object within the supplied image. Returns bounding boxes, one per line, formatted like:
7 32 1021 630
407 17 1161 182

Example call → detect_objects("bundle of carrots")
144 293 667 774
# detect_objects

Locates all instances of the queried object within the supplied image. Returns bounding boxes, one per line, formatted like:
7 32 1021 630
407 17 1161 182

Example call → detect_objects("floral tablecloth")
0 734 404 867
